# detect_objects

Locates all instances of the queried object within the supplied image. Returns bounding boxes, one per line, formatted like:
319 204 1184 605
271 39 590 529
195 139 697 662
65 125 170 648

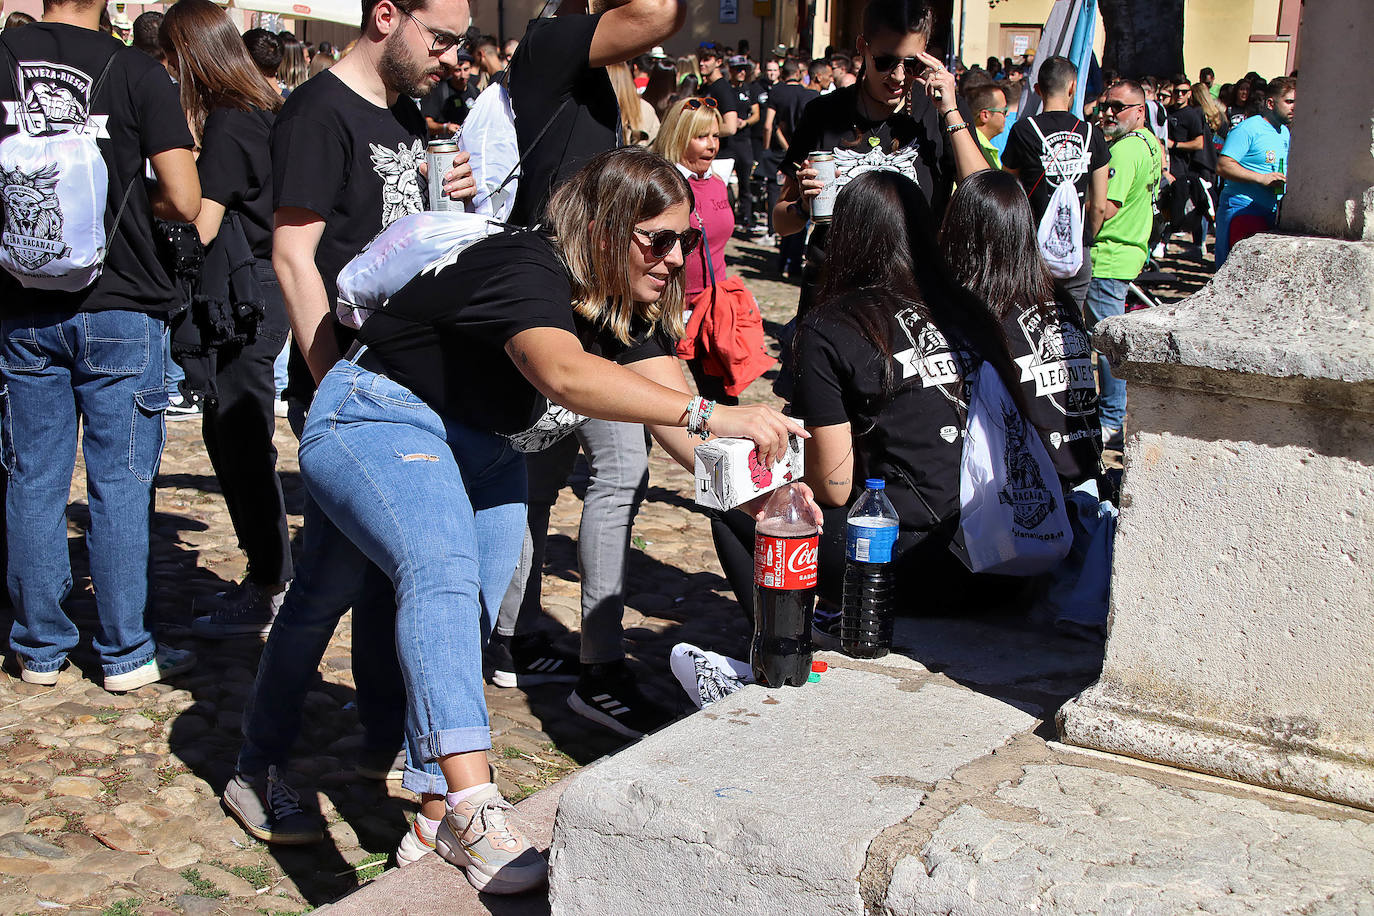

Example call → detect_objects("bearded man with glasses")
1084 79 1161 452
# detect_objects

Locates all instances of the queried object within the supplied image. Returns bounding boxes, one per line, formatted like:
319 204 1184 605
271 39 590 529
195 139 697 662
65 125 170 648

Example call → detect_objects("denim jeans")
239 390 407 780
1083 277 1130 431
163 330 185 400
1 309 168 676
494 418 648 665
297 359 525 793
272 337 290 400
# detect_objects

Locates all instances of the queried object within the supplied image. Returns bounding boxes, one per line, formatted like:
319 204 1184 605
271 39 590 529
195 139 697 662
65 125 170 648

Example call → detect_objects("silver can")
427 138 460 212
808 151 837 222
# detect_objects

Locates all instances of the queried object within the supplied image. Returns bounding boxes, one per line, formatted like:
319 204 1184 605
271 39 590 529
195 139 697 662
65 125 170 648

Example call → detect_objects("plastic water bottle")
751 483 818 687
840 479 899 659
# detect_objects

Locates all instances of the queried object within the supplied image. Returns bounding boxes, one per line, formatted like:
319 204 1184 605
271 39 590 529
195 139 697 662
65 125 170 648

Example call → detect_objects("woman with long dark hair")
939 170 1102 489
276 31 309 96
710 170 1024 630
160 0 292 635
290 148 808 890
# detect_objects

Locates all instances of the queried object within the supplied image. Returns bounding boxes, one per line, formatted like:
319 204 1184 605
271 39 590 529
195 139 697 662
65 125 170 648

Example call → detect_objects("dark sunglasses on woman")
633 226 703 259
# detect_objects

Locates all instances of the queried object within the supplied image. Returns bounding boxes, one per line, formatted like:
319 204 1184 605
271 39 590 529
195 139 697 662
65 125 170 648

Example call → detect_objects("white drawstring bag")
457 82 521 222
334 211 503 329
958 363 1072 575
0 47 132 292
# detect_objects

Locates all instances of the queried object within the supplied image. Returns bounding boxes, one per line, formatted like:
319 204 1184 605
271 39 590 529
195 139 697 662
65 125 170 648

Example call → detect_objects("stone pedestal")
1058 235 1374 811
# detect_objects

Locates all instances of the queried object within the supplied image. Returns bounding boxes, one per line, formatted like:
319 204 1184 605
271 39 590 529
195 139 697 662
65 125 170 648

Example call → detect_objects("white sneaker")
273 399 290 418
434 785 547 894
19 661 63 686
104 646 196 693
395 816 437 866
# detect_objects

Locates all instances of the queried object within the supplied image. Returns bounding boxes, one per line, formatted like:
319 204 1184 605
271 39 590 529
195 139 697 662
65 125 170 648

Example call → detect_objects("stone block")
1062 236 1374 810
548 665 1037 915
881 764 1374 914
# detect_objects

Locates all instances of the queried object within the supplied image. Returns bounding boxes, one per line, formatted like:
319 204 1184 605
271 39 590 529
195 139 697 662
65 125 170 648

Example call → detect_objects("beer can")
808 151 837 222
427 138 460 212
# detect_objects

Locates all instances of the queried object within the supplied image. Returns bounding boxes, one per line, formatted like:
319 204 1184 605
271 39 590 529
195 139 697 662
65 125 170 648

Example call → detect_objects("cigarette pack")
693 434 805 511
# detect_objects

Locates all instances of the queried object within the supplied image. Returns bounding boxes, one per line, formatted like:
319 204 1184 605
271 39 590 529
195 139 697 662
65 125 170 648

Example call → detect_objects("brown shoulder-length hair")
547 147 691 345
159 0 282 145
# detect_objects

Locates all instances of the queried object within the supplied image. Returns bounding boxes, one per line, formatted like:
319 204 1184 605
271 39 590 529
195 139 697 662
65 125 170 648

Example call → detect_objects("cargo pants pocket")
130 387 170 483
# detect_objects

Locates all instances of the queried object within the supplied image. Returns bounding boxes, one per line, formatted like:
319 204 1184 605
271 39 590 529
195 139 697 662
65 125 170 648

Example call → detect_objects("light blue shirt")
1220 114 1290 214
990 108 1017 154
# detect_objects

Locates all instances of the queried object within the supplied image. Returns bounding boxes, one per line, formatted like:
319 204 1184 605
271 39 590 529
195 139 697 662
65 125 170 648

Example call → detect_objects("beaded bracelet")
944 121 970 136
686 396 716 439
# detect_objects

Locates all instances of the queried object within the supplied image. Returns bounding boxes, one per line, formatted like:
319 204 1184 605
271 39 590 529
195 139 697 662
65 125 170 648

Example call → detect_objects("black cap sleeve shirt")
507 14 619 227
0 23 193 316
356 231 671 450
791 301 971 535
198 106 275 260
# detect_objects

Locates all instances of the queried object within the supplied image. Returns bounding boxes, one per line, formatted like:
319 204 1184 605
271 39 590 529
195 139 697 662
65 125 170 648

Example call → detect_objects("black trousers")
732 149 755 230
201 270 293 586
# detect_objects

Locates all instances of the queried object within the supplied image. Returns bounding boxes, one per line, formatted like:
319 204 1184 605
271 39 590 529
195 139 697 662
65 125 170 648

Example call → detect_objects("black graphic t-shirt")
749 78 771 145
1167 104 1213 178
723 80 760 160
764 82 816 153
1001 111 1109 225
783 84 950 212
357 230 672 450
1000 299 1101 487
792 300 971 537
271 70 427 398
507 14 619 227
198 106 274 260
0 23 193 316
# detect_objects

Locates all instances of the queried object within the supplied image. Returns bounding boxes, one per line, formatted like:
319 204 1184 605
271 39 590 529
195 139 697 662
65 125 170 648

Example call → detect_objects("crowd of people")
0 0 1296 895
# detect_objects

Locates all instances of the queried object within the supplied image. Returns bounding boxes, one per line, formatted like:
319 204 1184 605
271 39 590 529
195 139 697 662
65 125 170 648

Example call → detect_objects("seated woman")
297 147 809 893
937 169 1103 491
710 170 1026 625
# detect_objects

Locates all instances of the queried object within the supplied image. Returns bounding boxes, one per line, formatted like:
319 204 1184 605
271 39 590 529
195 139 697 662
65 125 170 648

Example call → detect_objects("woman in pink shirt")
652 98 736 401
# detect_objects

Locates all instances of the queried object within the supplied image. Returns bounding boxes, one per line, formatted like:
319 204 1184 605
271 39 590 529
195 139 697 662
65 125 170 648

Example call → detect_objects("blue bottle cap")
865 478 885 489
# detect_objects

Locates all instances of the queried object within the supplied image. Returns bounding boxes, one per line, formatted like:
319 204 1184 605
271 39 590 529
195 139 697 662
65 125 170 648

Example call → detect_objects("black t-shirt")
0 23 193 316
704 76 738 118
765 81 816 153
792 300 971 538
1000 300 1101 487
784 85 951 314
420 77 481 128
724 80 760 159
198 106 275 260
507 14 619 227
1167 105 1212 177
270 70 427 397
749 78 772 145
1001 111 1109 223
357 231 672 450
1226 107 1247 132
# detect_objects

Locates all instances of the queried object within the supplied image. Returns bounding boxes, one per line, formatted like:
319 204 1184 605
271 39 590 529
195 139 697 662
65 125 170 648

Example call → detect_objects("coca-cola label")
754 534 819 589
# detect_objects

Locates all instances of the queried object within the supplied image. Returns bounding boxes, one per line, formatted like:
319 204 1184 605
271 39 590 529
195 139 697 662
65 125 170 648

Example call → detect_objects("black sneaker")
222 766 323 845
567 661 662 739
810 602 842 652
487 633 580 688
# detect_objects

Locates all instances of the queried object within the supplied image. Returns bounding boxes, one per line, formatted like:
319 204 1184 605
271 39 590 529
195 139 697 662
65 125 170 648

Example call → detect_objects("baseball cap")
728 55 750 69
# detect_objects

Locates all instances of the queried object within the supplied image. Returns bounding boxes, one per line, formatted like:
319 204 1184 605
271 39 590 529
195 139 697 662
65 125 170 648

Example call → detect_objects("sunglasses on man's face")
1173 87 1191 96
1100 100 1142 115
869 53 921 75
633 226 702 259
682 97 718 111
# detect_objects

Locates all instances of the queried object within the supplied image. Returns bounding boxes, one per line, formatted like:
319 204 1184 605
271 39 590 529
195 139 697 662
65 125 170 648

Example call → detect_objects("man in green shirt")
968 83 1007 169
1086 79 1160 449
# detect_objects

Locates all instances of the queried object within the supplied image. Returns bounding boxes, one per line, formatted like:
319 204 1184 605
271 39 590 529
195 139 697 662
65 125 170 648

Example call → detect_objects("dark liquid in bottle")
840 562 894 659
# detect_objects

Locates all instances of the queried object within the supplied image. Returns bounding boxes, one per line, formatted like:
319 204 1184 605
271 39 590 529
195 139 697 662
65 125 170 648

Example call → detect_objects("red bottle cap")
811 660 828 673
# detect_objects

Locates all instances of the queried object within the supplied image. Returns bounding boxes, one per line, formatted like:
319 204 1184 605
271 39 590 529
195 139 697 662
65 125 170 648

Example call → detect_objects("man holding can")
772 0 988 322
224 0 478 857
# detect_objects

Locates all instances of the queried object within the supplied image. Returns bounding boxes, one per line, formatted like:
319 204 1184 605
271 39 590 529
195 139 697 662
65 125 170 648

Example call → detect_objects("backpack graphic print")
1029 117 1088 280
0 48 129 292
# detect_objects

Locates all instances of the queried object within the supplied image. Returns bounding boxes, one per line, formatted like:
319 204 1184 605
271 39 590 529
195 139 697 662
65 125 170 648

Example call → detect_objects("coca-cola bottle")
752 483 818 687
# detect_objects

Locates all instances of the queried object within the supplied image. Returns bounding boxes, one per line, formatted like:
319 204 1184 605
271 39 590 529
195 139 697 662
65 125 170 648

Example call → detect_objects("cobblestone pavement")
0 236 1208 915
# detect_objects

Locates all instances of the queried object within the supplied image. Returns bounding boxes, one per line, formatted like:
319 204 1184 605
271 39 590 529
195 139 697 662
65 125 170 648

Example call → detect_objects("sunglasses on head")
633 226 702 259
1100 100 1142 115
682 97 718 110
869 53 921 74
